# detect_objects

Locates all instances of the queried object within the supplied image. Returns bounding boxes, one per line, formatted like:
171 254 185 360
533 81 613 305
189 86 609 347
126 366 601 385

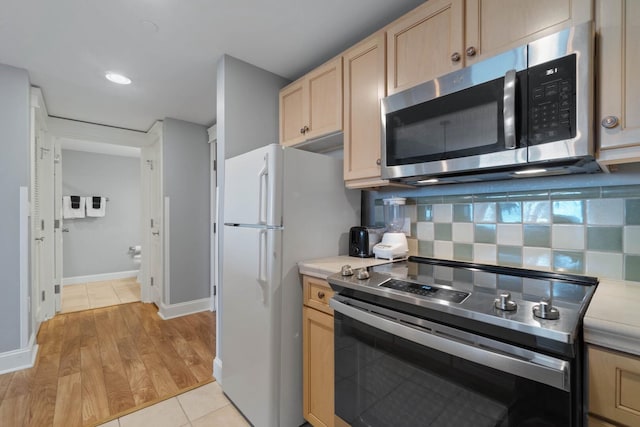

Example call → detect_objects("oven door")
331 296 576 427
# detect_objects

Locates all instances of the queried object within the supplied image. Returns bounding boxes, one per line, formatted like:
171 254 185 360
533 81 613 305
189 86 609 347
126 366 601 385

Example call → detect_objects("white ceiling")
1 0 424 132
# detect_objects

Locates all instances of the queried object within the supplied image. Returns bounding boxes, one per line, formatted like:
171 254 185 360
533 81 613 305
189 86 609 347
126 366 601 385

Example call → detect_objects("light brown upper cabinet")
465 0 591 65
386 0 591 95
279 57 343 147
386 0 464 95
343 31 390 189
595 0 640 165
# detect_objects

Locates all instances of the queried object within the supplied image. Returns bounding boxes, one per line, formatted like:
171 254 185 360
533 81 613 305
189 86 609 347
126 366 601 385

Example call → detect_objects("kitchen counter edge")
584 277 640 356
298 255 396 280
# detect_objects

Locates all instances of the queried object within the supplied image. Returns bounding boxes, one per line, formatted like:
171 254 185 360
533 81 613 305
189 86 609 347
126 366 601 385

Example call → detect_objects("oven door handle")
330 298 570 392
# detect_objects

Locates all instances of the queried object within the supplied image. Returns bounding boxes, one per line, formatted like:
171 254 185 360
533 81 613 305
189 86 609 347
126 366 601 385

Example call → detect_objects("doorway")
37 116 158 320
56 141 143 313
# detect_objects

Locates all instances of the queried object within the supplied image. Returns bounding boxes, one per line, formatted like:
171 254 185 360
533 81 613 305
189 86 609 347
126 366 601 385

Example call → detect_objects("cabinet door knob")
376 158 381 165
601 116 619 129
317 291 325 299
466 46 477 57
304 125 309 133
451 52 461 62
300 127 306 134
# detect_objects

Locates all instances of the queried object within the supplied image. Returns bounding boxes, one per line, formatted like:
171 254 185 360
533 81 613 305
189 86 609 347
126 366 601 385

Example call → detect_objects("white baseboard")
158 298 211 320
62 270 139 285
213 357 222 384
0 333 39 375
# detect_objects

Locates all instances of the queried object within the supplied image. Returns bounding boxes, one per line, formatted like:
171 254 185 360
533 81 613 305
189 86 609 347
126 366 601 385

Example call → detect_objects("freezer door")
221 225 283 427
224 144 283 227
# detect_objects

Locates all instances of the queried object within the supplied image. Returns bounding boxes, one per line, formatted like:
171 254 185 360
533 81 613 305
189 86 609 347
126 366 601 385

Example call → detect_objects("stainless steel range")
327 256 598 427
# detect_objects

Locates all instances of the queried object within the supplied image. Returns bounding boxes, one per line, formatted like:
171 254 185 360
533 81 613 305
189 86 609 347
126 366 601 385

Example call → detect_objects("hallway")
0 302 215 426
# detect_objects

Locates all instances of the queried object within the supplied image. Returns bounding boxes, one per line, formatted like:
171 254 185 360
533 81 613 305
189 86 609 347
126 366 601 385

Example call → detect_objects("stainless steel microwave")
381 22 600 185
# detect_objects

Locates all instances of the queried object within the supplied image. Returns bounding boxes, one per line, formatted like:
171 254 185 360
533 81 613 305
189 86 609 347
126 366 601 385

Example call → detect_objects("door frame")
53 142 63 313
141 121 163 306
208 124 217 311
46 116 149 307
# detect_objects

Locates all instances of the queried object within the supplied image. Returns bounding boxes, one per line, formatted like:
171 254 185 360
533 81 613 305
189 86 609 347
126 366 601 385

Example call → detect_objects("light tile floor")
98 382 250 427
61 277 141 313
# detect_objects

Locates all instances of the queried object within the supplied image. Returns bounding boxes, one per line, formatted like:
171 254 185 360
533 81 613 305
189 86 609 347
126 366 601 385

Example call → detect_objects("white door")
142 133 163 307
38 132 55 317
30 100 55 321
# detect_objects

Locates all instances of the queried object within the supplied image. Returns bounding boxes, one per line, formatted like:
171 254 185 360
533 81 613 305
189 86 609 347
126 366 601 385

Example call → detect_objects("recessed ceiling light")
105 72 132 85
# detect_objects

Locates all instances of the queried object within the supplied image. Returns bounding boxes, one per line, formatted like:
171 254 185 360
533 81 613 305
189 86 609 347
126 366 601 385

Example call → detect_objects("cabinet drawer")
589 346 640 426
303 276 334 315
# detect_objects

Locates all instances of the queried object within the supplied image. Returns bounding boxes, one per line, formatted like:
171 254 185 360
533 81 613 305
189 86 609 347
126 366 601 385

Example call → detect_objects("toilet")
129 245 142 282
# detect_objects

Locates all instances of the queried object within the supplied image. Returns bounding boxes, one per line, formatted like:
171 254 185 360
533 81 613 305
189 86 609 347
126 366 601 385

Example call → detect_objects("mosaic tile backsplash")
373 185 640 281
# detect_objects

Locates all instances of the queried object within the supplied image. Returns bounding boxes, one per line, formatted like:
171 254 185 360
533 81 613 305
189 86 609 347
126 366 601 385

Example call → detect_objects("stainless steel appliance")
381 22 599 185
328 257 598 426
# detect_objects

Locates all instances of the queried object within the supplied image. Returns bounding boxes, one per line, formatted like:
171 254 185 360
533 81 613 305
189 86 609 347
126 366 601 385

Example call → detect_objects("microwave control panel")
528 54 576 145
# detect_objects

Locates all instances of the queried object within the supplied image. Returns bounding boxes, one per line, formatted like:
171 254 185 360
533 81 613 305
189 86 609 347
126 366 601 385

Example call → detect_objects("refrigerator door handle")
258 153 269 225
257 229 268 304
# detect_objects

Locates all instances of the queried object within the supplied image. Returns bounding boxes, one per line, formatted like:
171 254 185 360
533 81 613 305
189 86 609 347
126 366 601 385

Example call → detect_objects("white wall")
0 64 30 353
61 149 141 279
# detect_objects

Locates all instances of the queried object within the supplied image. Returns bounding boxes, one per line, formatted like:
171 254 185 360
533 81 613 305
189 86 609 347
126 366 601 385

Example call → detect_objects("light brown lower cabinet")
588 415 619 427
303 276 335 427
588 345 640 426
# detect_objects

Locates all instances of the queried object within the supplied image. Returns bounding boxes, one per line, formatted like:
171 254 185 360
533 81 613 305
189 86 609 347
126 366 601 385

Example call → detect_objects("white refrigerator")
221 144 360 427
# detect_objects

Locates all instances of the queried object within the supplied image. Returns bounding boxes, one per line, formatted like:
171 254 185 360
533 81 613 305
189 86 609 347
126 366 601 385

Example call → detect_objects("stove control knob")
494 292 517 311
356 268 370 280
533 300 560 320
341 265 354 276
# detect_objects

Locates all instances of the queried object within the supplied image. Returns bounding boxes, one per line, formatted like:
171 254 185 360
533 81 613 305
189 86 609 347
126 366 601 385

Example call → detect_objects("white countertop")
298 255 396 280
584 278 640 356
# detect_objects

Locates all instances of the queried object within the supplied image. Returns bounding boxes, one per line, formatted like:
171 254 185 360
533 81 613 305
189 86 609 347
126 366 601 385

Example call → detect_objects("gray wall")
61 150 141 278
0 64 30 353
163 118 210 304
217 55 289 160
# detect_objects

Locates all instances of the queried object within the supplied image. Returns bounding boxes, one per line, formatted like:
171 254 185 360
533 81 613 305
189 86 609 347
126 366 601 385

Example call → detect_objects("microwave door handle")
503 69 517 150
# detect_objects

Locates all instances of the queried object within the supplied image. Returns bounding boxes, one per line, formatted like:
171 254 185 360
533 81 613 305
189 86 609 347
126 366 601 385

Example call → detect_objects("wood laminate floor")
0 302 216 427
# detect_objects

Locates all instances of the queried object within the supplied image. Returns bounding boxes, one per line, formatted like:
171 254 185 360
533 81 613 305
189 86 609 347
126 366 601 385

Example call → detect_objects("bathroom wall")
366 164 640 282
62 149 141 280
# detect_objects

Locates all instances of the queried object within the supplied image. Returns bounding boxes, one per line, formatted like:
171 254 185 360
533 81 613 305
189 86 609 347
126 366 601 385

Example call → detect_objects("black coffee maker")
349 226 382 257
